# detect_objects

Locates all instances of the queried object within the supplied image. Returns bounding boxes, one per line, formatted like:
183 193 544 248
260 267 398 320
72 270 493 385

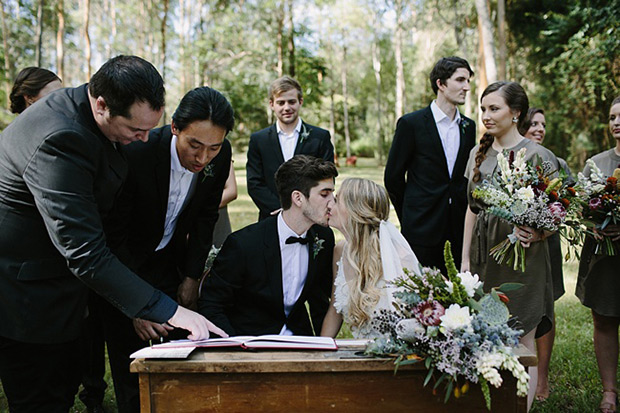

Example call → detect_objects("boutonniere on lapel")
298 123 312 146
201 163 215 182
459 117 471 135
312 234 325 259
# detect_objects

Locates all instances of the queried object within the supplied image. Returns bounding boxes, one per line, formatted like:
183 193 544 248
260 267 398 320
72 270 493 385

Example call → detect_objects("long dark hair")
472 81 529 182
10 67 61 114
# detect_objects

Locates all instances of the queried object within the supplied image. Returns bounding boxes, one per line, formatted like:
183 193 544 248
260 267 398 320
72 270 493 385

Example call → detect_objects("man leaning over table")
0 55 226 413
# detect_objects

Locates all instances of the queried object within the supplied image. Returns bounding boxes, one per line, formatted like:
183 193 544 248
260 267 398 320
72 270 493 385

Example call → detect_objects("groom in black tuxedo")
247 76 334 221
384 57 476 273
200 155 337 336
102 86 234 412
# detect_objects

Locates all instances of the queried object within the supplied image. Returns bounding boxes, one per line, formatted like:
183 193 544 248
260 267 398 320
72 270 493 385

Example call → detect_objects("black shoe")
86 404 106 413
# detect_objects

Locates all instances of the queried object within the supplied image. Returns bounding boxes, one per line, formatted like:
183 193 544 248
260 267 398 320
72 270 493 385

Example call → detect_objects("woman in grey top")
461 82 559 411
576 96 620 413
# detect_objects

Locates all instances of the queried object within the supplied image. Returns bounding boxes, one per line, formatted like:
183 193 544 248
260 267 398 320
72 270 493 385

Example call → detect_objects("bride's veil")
379 221 422 283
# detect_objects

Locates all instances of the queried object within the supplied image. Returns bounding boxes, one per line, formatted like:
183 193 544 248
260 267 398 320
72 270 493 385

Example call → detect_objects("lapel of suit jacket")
156 130 173 221
293 121 310 155
264 218 285 308
423 106 451 179
268 124 285 165
453 113 471 180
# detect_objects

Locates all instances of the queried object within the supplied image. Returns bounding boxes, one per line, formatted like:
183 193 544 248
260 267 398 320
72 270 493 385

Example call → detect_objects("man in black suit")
200 155 337 336
384 56 476 273
247 76 334 221
101 86 234 412
0 56 224 412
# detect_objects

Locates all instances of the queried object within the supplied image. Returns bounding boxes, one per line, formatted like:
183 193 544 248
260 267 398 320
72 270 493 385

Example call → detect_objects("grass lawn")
0 155 616 412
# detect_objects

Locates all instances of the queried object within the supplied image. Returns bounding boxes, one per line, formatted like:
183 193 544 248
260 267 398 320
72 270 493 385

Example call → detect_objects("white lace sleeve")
379 221 421 282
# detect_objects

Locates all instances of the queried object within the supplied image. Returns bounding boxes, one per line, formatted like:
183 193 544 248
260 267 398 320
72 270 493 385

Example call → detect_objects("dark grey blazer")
246 122 334 220
384 105 476 253
198 217 334 337
0 85 171 344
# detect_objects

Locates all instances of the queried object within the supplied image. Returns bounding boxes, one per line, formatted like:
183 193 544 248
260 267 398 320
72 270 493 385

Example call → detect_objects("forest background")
0 0 618 169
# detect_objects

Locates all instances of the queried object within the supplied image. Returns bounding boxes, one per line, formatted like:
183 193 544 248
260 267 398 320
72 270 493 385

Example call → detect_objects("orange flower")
567 187 576 196
497 292 510 303
549 191 559 201
560 198 570 208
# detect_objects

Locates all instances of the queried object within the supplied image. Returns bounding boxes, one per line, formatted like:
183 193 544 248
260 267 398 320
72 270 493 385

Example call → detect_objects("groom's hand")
133 318 173 341
168 306 229 340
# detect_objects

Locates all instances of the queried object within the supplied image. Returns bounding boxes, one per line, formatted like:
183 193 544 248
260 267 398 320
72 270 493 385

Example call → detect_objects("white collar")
277 212 308 243
431 100 461 125
170 134 193 175
276 118 303 136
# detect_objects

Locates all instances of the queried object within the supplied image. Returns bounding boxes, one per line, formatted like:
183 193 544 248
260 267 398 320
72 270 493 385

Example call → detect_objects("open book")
130 335 338 359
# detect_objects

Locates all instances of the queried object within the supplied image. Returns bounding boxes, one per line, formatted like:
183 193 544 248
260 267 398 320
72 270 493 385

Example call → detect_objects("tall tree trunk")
83 0 91 79
160 0 169 121
56 0 64 81
497 0 506 80
341 43 351 159
276 3 284 77
179 0 187 92
286 0 295 76
474 0 497 83
329 88 336 163
372 37 383 163
0 0 11 109
394 0 405 119
477 21 488 132
35 0 44 66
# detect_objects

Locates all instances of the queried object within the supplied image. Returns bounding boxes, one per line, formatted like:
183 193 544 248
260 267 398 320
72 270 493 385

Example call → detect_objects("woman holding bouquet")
519 107 573 401
576 96 620 413
461 81 559 409
320 178 421 338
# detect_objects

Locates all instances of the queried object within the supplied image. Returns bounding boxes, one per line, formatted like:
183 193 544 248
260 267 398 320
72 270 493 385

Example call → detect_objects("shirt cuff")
134 290 178 323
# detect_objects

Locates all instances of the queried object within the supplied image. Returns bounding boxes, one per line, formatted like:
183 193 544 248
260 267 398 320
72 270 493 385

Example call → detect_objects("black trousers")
78 292 108 408
102 245 186 413
410 213 464 275
0 335 81 413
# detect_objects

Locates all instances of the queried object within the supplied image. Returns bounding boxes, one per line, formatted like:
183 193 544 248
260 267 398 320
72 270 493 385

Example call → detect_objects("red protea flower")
414 300 445 326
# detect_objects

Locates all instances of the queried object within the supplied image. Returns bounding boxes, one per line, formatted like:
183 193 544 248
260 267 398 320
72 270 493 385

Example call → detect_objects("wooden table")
130 342 535 412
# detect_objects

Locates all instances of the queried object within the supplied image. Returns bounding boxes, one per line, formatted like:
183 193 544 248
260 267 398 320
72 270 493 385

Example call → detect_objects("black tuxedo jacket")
0 85 168 344
384 105 476 249
105 125 231 290
246 122 334 220
198 217 334 336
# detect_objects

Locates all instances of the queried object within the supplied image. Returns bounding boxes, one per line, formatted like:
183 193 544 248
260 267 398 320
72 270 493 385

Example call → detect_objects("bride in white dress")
320 178 421 339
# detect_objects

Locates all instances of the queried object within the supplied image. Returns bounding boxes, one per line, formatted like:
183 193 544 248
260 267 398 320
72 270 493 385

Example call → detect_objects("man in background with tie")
246 76 334 221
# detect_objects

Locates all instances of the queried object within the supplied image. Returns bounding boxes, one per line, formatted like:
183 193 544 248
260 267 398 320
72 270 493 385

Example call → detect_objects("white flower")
439 304 473 331
456 271 482 297
396 318 426 342
515 187 535 202
445 280 454 294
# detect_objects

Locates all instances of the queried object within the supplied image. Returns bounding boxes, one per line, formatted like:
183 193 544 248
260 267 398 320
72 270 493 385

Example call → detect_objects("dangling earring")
512 117 518 123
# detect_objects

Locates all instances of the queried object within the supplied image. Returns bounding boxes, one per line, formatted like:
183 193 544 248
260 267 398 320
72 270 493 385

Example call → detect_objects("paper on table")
130 345 196 359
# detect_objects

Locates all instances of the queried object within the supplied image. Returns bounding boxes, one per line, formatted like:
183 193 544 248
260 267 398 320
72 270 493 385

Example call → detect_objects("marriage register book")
130 335 338 359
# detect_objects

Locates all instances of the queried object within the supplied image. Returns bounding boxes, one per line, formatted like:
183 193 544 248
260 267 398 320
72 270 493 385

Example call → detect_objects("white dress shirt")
156 135 196 251
430 100 461 177
277 118 302 162
277 212 309 335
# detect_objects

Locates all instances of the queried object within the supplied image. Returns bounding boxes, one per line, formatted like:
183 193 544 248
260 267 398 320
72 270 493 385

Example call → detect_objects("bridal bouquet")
365 243 528 410
574 160 620 255
471 147 579 272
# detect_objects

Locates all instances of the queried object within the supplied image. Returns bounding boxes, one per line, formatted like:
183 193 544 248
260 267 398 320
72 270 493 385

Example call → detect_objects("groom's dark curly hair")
275 155 338 210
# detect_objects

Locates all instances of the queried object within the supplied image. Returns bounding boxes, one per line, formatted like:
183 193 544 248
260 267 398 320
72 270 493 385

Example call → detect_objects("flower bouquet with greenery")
471 147 579 272
365 242 528 410
574 160 620 255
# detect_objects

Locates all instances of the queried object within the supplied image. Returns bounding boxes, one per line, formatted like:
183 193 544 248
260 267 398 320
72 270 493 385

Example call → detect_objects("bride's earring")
512 117 518 123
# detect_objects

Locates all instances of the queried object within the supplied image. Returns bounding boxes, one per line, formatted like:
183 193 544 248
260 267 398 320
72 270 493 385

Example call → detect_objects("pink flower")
589 197 602 210
414 300 445 326
548 201 567 224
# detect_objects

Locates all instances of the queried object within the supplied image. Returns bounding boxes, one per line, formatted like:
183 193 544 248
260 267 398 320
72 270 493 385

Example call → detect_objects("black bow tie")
286 236 308 245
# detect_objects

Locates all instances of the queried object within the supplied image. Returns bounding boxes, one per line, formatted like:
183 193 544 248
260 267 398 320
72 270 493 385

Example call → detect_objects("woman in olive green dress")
519 107 573 401
461 82 559 411
576 96 620 413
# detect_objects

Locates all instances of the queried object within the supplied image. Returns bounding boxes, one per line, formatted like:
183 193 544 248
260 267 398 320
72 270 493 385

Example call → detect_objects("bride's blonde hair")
339 178 390 329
